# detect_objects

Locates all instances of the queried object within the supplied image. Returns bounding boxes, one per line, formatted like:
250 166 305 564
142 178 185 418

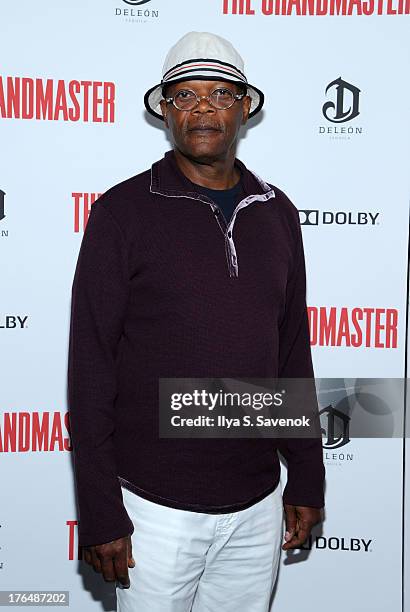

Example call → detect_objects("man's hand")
83 534 135 587
282 504 322 551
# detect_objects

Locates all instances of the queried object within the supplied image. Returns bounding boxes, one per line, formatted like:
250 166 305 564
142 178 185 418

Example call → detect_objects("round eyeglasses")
165 87 246 111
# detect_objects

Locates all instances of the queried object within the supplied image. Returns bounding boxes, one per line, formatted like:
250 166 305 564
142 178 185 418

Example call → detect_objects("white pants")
116 483 284 612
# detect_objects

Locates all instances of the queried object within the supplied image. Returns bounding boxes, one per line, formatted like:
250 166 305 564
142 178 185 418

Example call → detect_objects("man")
68 31 325 611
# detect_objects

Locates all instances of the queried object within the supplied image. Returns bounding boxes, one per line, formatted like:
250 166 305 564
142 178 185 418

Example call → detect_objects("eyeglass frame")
164 86 247 112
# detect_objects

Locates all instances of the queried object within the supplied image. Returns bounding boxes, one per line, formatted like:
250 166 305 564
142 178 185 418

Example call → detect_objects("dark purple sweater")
68 149 325 547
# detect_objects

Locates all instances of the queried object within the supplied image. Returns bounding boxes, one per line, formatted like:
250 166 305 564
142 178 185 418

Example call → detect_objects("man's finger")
282 525 311 550
127 534 135 568
91 548 102 573
113 548 130 588
99 555 117 583
282 505 323 550
283 504 297 542
82 548 92 565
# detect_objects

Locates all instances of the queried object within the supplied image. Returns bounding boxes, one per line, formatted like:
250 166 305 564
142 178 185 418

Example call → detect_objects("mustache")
186 123 224 131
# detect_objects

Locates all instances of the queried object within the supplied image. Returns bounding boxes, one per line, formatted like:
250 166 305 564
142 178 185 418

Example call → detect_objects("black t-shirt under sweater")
192 178 243 225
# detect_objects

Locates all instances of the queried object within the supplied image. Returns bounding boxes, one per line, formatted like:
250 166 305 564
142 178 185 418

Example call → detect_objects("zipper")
150 172 275 278
212 190 277 278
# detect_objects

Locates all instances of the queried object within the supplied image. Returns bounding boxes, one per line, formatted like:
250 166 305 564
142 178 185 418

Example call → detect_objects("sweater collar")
150 149 272 198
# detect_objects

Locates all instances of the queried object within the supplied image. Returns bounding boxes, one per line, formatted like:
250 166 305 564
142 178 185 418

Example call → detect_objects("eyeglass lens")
173 88 235 110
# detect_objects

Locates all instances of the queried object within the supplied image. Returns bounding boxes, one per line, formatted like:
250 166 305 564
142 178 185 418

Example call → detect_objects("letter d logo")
0 189 5 221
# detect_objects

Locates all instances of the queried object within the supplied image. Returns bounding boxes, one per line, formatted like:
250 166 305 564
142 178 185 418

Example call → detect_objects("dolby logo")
301 536 372 552
0 315 28 329
299 209 380 226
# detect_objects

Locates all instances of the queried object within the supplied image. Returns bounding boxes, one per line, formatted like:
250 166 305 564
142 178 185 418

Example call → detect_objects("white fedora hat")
144 31 264 121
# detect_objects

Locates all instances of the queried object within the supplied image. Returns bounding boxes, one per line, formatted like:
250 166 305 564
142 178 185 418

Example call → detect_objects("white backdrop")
1 1 409 610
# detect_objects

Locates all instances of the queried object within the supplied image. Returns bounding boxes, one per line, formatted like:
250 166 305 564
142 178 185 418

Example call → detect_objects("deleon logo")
116 0 158 19
0 189 5 221
322 76 360 123
0 189 7 237
320 405 351 449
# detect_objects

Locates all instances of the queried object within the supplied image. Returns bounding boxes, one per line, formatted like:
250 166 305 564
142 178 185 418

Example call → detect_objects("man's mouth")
188 126 222 132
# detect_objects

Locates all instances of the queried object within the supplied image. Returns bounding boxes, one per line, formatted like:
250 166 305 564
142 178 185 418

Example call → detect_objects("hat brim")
144 75 264 121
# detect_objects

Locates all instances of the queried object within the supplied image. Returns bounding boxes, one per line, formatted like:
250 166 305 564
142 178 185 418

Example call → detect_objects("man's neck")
173 147 240 190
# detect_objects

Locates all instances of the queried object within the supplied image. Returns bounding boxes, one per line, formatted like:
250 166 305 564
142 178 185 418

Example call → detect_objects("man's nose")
192 97 215 113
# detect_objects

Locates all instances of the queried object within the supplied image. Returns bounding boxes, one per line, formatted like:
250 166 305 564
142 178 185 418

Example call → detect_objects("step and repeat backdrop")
1 1 409 611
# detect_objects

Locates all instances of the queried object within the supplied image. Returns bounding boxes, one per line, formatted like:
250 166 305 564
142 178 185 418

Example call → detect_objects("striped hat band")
163 59 247 83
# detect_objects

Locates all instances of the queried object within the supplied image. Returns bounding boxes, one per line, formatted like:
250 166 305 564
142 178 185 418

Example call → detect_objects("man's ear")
159 99 169 128
241 95 252 125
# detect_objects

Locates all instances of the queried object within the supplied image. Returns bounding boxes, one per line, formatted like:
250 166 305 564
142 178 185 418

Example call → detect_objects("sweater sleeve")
67 199 135 547
276 199 325 509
